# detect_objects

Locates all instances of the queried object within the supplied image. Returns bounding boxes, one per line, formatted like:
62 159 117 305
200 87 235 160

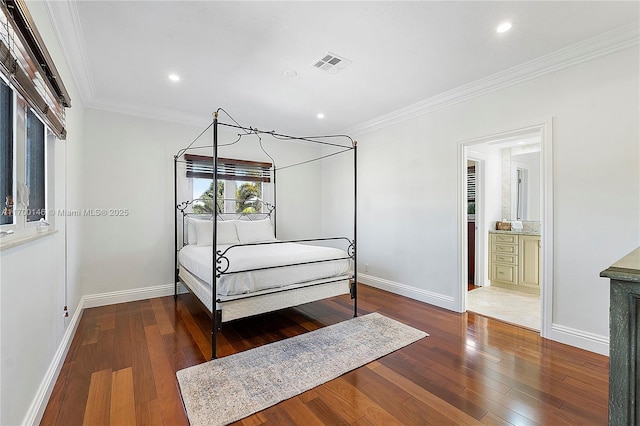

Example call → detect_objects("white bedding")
178 242 351 296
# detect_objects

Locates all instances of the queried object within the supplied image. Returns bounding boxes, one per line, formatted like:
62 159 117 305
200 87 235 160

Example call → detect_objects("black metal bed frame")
173 109 357 359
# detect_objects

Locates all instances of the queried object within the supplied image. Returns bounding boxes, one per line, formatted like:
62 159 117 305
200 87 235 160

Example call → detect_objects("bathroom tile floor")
467 286 540 331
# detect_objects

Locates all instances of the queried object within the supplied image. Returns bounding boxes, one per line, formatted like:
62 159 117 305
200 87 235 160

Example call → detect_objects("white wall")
322 46 639 351
0 2 85 425
80 108 323 297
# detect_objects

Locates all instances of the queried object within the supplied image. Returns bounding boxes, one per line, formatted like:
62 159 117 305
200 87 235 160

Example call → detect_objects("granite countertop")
489 229 541 236
601 247 640 282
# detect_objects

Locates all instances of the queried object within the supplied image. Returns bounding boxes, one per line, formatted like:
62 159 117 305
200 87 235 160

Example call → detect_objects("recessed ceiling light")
497 22 512 33
317 113 325 119
283 70 298 78
168 74 180 82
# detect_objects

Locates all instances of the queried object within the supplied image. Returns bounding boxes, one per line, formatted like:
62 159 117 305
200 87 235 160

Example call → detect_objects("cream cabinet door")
518 235 540 288
491 263 518 285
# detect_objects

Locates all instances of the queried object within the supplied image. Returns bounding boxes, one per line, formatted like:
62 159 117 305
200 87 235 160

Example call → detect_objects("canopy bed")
173 109 357 359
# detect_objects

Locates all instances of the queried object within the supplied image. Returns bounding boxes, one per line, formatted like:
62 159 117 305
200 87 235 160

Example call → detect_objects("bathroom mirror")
501 144 541 221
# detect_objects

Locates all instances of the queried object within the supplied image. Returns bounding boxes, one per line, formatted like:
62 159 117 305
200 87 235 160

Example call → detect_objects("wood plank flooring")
41 285 609 425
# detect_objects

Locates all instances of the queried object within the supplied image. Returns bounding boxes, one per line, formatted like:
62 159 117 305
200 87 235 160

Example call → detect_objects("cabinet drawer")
491 263 517 285
493 234 517 244
492 244 518 255
492 253 517 265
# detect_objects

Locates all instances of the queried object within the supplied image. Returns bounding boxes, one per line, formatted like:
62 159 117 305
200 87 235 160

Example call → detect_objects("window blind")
0 0 70 139
467 166 476 202
185 154 272 183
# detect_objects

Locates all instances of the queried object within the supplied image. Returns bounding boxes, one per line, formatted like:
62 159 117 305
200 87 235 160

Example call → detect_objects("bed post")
174 156 178 301
353 141 358 317
273 169 277 237
212 111 219 360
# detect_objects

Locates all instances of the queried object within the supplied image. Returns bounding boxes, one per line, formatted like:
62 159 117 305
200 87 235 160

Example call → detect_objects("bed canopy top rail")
174 108 357 359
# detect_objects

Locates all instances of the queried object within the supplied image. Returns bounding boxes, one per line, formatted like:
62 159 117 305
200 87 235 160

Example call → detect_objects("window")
1 0 71 138
192 178 263 215
0 0 71 244
0 79 13 225
0 79 52 240
26 109 45 222
185 155 271 215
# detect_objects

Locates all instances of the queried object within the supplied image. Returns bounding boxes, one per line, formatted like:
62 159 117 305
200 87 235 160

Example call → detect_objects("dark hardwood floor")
41 285 609 425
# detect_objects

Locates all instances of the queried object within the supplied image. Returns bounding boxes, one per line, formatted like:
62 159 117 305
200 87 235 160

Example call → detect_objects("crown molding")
45 1 638 134
86 99 212 128
344 23 640 137
43 0 96 107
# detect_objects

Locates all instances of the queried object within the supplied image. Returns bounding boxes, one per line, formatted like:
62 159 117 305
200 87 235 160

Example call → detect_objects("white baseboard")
359 273 609 356
83 282 188 308
548 323 609 356
24 282 188 425
23 298 85 426
358 273 457 311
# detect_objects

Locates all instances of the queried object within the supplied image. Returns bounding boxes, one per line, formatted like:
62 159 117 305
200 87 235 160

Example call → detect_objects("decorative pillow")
235 219 276 244
194 219 240 246
186 218 198 245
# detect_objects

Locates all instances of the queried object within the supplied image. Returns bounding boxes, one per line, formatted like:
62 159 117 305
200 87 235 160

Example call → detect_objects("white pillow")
235 219 276 244
186 218 198 245
194 219 240 246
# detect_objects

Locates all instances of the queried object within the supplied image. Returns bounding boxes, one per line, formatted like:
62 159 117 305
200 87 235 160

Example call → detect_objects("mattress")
178 242 351 296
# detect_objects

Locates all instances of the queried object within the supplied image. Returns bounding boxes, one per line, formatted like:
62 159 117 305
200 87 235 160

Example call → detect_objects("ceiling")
46 1 640 135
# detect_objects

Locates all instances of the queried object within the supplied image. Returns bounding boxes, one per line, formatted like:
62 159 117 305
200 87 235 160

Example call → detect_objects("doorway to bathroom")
459 122 553 335
467 158 480 291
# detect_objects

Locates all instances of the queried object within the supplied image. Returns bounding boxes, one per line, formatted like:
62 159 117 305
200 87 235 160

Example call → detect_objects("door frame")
457 120 553 338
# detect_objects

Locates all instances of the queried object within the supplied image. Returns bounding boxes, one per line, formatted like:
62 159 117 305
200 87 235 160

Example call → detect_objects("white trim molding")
358 273 457 311
22 299 85 426
457 119 554 338
548 323 609 356
85 101 211 129
83 283 188 309
43 0 95 107
345 23 639 137
539 119 554 339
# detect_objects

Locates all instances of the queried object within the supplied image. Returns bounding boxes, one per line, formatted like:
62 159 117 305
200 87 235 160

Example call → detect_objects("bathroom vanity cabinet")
489 231 540 293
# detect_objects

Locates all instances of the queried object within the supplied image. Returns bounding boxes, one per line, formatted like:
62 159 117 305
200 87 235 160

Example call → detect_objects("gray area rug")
176 312 428 426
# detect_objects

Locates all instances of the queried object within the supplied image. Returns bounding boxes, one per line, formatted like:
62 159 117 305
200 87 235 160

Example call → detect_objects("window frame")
0 78 53 245
0 77 15 227
186 155 273 216
25 107 47 223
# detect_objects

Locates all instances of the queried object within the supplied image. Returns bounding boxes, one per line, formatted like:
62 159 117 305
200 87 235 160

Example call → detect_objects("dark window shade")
0 79 13 225
0 0 71 139
26 109 44 222
185 154 272 183
467 166 476 202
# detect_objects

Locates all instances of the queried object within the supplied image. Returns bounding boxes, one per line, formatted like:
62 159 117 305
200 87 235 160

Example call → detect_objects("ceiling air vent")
312 52 352 74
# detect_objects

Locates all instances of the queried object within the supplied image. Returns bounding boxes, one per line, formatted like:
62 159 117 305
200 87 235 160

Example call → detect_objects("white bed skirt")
178 266 351 322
